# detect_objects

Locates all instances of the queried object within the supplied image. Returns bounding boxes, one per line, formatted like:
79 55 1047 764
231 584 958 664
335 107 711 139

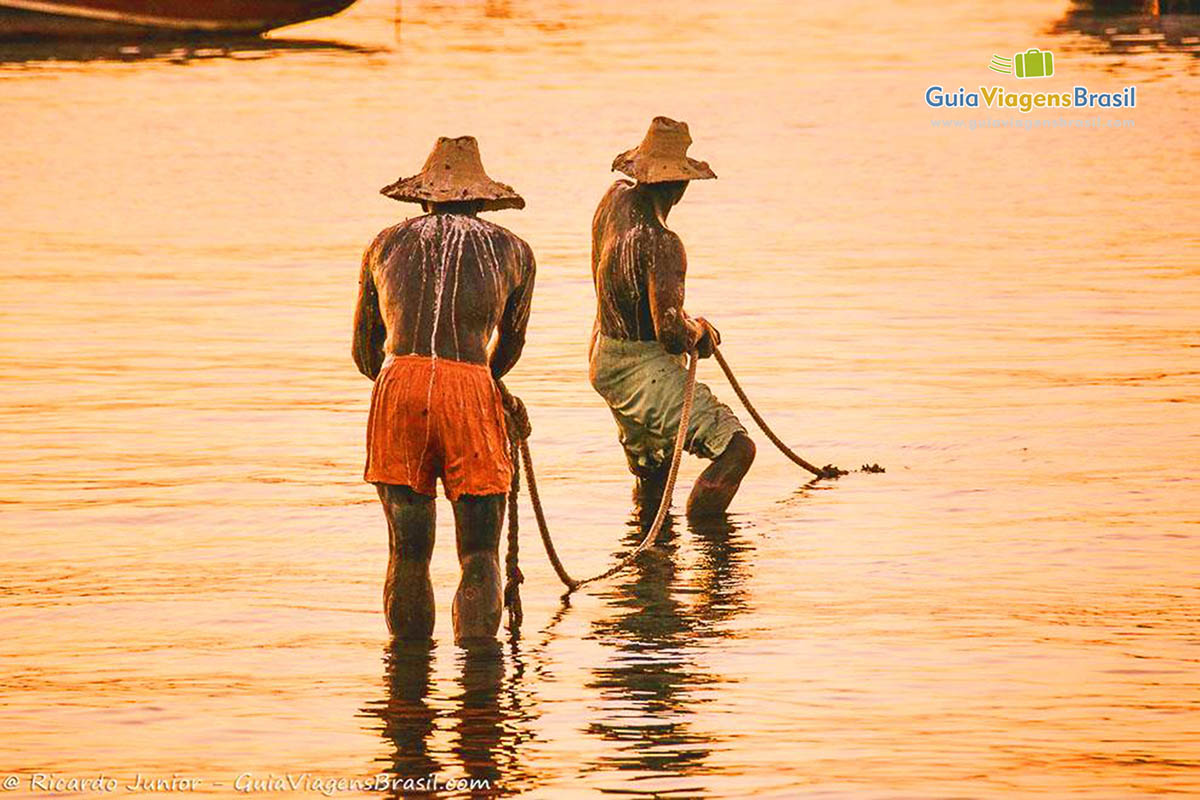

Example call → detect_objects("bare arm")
352 249 386 380
489 241 536 380
647 231 704 355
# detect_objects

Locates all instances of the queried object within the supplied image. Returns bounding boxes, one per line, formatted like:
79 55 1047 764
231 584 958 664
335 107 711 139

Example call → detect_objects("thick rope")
712 345 835 479
499 351 698 598
502 437 523 630
499 344 842 614
517 438 580 591
568 350 698 590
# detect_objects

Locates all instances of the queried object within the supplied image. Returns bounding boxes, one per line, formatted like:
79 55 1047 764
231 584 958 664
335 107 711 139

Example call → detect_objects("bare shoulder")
475 217 535 266
595 179 634 221
606 178 635 204
364 218 417 262
375 217 419 243
631 220 684 260
472 215 519 242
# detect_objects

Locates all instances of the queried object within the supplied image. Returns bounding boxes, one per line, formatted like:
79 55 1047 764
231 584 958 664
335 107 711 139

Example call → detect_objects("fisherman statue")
353 136 535 643
589 117 755 517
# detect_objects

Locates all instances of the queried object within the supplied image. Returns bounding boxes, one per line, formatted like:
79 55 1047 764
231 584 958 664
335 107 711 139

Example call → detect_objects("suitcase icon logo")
989 48 1055 79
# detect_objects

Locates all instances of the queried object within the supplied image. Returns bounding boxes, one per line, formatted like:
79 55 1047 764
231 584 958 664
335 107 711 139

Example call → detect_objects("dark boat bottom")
0 7 272 39
1053 12 1200 51
0 34 374 63
0 0 359 40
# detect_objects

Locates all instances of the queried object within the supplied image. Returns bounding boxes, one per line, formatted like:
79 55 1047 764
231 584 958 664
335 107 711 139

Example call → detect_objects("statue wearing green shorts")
589 117 756 518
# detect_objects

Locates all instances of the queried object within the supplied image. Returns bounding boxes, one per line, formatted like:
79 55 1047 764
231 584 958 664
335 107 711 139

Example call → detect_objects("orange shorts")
364 355 513 500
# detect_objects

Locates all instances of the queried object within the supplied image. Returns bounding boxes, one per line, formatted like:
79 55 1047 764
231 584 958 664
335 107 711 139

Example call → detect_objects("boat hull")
0 0 358 39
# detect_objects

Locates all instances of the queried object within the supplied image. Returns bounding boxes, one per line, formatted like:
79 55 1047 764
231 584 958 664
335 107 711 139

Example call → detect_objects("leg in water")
451 493 506 644
686 431 757 518
630 455 672 520
377 484 437 640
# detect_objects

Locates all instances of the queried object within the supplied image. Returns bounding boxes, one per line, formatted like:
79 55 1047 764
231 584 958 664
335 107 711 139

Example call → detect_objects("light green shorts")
589 334 746 472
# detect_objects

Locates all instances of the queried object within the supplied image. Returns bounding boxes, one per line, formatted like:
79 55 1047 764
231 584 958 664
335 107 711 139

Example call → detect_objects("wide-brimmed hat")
611 117 717 183
380 136 525 211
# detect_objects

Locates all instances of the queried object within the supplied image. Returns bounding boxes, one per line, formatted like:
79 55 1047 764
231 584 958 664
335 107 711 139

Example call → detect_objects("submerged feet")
450 493 506 645
452 552 503 644
385 558 436 640
629 432 757 520
686 432 756 518
379 485 506 645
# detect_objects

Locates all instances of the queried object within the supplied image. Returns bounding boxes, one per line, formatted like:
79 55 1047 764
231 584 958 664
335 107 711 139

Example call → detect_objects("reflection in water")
399 0 513 18
1052 8 1200 54
3 0 1197 794
362 640 537 797
585 512 753 792
0 36 374 66
690 516 753 631
368 642 443 785
450 641 535 796
393 0 529 42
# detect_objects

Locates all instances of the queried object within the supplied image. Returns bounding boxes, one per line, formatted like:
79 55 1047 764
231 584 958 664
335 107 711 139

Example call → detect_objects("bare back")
591 181 691 353
355 212 535 378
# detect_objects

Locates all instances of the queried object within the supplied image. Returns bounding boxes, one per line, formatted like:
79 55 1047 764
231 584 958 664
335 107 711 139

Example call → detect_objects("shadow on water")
582 510 754 795
361 639 537 798
0 36 378 66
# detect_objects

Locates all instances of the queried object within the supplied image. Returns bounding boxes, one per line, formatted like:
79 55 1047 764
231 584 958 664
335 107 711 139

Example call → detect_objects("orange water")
1 0 1198 797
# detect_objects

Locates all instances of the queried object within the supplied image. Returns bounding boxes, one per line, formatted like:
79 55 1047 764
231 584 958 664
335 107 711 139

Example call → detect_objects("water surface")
1 0 1198 796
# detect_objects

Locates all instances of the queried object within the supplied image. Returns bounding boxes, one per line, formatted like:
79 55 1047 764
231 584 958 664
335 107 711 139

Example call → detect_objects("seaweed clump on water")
860 463 886 473
819 464 849 479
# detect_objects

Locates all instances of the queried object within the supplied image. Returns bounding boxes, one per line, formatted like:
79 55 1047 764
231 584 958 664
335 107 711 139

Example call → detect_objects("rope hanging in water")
502 437 524 629
499 351 697 623
500 344 857 627
561 349 697 590
712 346 845 480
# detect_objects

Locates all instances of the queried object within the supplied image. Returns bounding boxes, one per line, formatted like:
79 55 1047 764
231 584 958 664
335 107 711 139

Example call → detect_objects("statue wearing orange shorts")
353 136 535 643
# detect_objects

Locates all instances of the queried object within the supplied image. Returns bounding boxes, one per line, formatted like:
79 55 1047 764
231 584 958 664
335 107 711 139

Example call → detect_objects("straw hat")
380 136 525 211
612 117 717 183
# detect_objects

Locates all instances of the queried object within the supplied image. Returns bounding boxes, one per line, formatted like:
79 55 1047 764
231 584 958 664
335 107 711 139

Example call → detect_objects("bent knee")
725 432 756 468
